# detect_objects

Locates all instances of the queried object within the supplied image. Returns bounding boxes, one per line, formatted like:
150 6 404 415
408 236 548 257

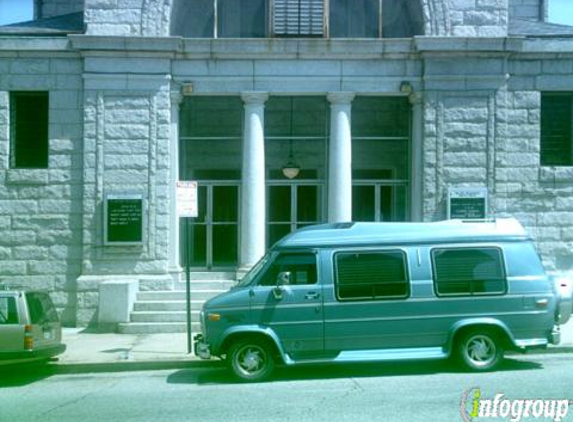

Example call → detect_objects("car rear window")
25 292 59 323
0 297 18 324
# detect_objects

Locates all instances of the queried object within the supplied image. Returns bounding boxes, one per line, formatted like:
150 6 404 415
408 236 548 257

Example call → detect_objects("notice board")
104 193 144 245
448 187 488 220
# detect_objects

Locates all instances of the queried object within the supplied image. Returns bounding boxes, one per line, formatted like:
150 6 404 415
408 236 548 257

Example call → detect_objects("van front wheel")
227 340 275 382
457 330 504 372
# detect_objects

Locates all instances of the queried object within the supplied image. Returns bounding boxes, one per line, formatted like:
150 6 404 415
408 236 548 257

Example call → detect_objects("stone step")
130 310 200 323
180 272 237 282
174 280 236 291
118 322 201 334
137 290 230 302
133 300 204 312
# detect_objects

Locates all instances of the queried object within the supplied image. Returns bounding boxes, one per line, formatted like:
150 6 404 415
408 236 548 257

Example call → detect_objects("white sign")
177 181 198 218
448 187 488 220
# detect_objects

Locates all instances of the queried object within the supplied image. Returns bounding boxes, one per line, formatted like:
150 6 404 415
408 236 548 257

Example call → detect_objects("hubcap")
465 335 496 366
236 345 267 376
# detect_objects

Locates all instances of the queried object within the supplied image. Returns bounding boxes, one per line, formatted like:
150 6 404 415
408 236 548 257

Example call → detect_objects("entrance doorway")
183 182 239 269
352 182 408 222
267 182 324 247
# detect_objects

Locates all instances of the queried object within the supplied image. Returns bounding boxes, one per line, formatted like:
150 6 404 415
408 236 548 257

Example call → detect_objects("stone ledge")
539 166 573 183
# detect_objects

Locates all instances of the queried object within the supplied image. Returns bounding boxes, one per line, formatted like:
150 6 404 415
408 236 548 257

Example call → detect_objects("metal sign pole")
185 217 192 354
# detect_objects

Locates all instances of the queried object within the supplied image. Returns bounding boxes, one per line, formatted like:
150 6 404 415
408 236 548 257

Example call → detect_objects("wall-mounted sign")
104 193 144 245
177 181 198 218
448 187 488 220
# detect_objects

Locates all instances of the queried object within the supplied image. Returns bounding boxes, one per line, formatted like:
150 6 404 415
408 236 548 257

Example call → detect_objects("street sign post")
176 181 198 354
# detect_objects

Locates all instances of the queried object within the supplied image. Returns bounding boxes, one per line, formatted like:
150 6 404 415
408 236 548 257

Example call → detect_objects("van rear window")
432 247 506 296
0 297 18 324
335 251 409 301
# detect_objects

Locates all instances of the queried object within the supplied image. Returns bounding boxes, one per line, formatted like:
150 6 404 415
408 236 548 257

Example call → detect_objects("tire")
457 330 504 372
227 339 275 382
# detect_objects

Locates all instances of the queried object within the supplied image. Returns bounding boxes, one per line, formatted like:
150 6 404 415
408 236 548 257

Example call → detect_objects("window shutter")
273 0 324 36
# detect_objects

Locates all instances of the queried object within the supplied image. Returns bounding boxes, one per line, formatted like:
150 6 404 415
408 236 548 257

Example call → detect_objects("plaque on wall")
448 187 488 220
104 193 144 245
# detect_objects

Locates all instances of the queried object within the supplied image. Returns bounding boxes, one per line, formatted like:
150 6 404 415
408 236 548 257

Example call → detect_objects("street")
0 353 572 422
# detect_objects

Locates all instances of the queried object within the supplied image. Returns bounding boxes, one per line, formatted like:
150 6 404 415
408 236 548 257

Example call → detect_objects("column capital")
241 91 269 105
327 92 355 105
409 92 424 105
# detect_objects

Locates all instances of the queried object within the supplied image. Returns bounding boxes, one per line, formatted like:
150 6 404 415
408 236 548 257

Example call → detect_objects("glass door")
352 182 408 222
182 182 239 269
267 183 323 247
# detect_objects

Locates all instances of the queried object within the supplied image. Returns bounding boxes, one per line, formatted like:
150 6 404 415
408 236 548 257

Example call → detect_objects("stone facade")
1 0 573 326
0 40 83 325
509 0 548 21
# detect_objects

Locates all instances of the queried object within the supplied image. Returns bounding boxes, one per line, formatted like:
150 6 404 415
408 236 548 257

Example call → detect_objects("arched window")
170 0 424 38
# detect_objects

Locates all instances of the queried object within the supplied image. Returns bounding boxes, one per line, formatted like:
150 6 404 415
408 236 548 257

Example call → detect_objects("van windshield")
236 253 276 288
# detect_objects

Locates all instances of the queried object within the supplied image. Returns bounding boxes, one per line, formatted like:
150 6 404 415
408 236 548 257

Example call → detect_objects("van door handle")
305 292 320 300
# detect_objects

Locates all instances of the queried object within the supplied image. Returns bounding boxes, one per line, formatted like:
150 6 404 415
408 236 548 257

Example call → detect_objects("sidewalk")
55 321 573 371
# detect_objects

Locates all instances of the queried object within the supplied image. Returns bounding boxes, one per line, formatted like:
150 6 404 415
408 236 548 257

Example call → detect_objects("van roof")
274 218 530 249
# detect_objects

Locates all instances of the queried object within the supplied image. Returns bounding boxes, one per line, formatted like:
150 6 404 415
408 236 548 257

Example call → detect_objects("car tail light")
24 324 34 350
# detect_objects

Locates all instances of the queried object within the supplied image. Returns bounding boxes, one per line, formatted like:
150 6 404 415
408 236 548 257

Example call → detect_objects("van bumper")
193 334 211 360
0 344 66 363
550 327 561 345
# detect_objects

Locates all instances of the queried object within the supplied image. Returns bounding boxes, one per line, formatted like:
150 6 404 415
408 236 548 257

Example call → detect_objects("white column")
240 92 269 270
169 89 183 272
409 92 424 222
327 92 355 223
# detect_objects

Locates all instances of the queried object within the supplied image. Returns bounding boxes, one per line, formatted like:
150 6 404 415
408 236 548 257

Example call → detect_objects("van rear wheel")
227 339 275 382
457 330 504 372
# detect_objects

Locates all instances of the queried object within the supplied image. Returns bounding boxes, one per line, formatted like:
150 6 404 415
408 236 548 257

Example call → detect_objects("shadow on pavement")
0 363 57 388
166 357 543 385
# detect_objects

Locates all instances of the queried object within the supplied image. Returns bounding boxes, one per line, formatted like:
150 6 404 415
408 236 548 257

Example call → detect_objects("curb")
52 359 222 374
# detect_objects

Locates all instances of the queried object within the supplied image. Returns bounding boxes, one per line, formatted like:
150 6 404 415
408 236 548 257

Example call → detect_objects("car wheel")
457 330 504 372
227 339 275 382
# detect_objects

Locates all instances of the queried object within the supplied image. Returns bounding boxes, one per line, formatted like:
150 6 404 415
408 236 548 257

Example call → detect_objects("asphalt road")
1 353 572 422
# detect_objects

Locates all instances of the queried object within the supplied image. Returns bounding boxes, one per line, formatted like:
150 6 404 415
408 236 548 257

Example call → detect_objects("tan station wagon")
0 288 66 366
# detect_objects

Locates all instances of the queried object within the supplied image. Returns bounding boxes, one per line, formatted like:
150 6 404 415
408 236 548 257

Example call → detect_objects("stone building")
0 0 572 331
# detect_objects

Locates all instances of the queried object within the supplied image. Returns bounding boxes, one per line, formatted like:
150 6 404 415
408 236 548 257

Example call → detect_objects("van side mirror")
277 271 291 286
273 271 291 300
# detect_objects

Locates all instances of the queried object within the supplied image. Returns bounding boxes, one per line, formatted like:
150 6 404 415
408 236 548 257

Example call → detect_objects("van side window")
335 251 409 300
0 297 18 324
432 248 506 296
258 253 318 286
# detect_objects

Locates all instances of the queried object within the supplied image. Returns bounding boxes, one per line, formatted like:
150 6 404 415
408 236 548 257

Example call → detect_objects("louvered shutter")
273 0 324 36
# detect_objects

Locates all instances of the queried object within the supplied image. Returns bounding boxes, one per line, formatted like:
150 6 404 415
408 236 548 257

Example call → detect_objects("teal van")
194 219 571 381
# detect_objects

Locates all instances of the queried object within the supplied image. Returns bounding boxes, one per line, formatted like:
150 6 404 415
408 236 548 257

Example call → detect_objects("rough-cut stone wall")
422 48 573 273
37 0 84 19
85 0 173 36
76 56 173 325
0 47 83 325
508 0 547 21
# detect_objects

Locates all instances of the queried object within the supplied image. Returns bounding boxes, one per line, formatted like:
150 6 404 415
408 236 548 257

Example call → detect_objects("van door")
249 252 324 357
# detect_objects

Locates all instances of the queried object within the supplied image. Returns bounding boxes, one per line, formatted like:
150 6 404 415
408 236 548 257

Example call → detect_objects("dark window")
10 92 49 169
330 0 379 38
218 0 267 37
432 248 506 296
258 253 318 286
0 297 18 325
541 93 573 166
335 251 409 300
25 292 59 324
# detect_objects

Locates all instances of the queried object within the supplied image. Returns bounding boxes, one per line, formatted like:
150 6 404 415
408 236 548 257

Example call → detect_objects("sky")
0 0 572 27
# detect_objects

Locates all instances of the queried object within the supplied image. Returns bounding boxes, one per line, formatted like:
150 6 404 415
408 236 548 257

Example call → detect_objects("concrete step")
137 289 231 302
133 300 204 312
174 280 236 291
180 272 236 282
118 322 201 334
130 311 200 323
